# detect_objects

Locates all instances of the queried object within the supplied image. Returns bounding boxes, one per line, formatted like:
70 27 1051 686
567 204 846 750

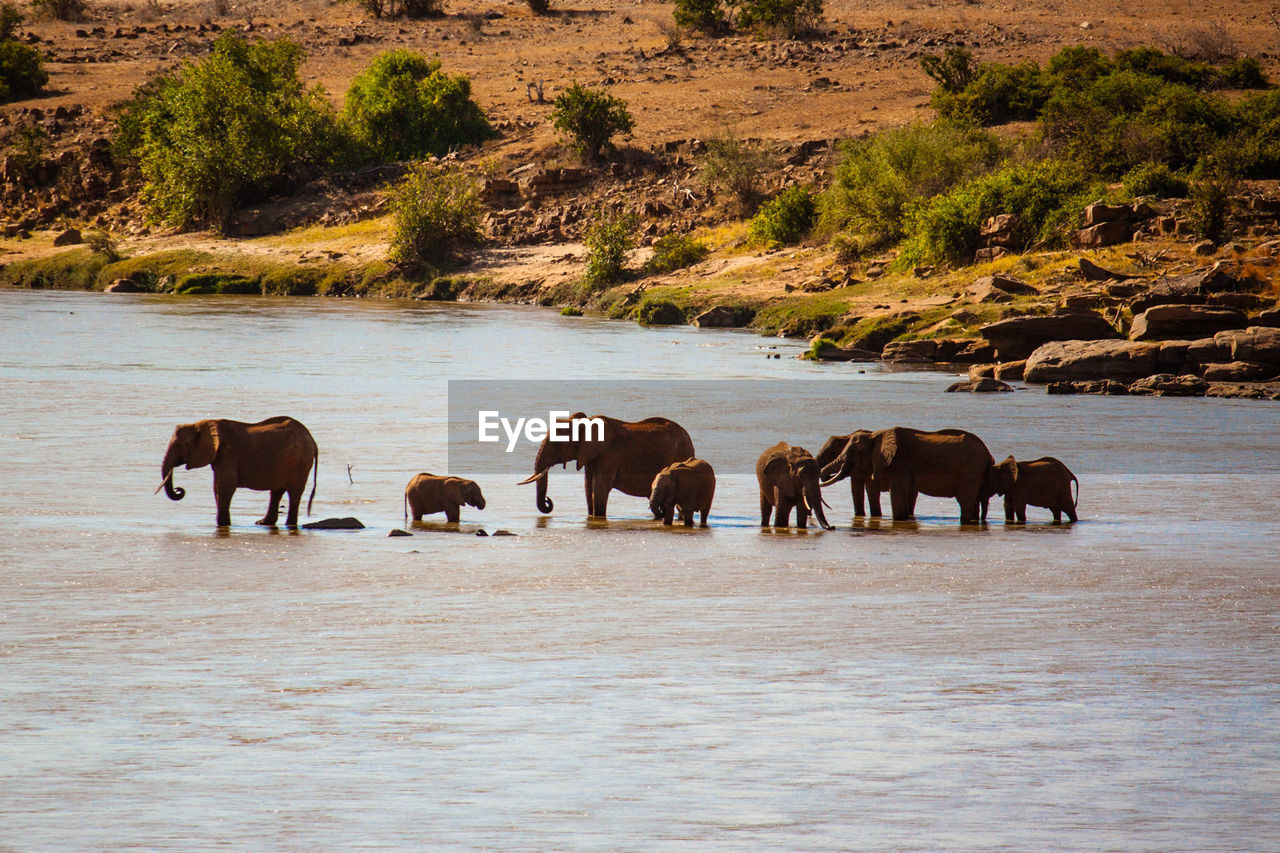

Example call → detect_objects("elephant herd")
157 414 1079 529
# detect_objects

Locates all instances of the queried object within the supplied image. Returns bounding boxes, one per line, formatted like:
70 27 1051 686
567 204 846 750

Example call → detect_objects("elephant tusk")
820 475 843 487
153 480 168 495
517 470 547 486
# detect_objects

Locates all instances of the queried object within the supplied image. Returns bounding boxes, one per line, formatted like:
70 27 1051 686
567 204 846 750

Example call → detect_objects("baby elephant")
992 456 1078 523
404 473 486 523
649 458 716 528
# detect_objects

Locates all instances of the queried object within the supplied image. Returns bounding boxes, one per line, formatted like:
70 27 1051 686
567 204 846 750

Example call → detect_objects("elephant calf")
992 456 1078 523
650 458 716 528
404 474 486 523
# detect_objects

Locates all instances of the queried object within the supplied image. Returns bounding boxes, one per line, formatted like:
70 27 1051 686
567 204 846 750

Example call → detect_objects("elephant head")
517 412 613 514
649 467 678 519
991 456 1018 496
446 478 486 510
158 420 220 501
820 431 874 486
789 452 834 530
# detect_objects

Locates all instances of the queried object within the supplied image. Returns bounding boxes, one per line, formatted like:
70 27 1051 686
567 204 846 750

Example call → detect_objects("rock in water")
388 528 413 537
945 377 1014 393
302 517 365 530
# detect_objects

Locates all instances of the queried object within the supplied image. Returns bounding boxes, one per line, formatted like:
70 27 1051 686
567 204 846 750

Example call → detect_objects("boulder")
1254 307 1280 327
1185 337 1233 369
1078 257 1126 281
1126 374 1209 397
881 339 937 363
1046 379 1130 395
969 363 996 380
1205 382 1280 400
693 305 753 328
1129 304 1249 341
1199 361 1277 382
1129 266 1241 313
812 344 879 362
388 528 413 537
970 273 1037 296
1072 220 1132 249
301 517 365 530
980 310 1120 360
979 213 1019 248
1024 339 1160 383
52 228 83 246
1156 340 1194 370
994 360 1026 381
105 278 144 293
1213 326 1280 366
950 339 996 364
946 377 1014 393
1083 201 1133 227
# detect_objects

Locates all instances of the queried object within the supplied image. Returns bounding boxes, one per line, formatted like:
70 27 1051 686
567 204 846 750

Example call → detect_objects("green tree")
673 0 727 32
583 210 637 289
0 2 47 104
343 51 493 162
389 162 483 268
736 0 822 37
551 84 634 163
115 33 341 231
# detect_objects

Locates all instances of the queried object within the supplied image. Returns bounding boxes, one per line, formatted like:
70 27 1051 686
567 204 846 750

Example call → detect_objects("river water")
1 289 1278 851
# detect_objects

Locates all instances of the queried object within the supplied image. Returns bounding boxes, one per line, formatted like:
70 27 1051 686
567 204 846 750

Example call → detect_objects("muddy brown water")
2 290 1278 850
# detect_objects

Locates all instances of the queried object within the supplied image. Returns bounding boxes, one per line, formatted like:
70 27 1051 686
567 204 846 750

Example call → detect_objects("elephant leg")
1016 503 1027 524
591 476 611 519
852 481 865 517
1065 502 1078 523
664 504 675 526
774 499 792 528
445 504 460 523
889 485 912 521
258 488 284 526
1051 507 1062 524
284 487 303 527
682 505 694 528
699 508 709 528
584 472 596 516
1004 496 1016 523
213 475 236 527
760 496 772 526
867 487 883 518
797 505 809 529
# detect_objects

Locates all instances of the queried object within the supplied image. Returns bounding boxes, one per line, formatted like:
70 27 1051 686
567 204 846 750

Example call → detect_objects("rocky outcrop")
980 310 1120 360
1127 374 1210 397
1023 339 1160 382
1214 326 1280 367
1199 361 1277 381
812 344 879 362
1129 264 1243 313
1047 379 1130 395
881 340 938 363
1205 382 1280 400
974 214 1018 262
881 338 994 365
1071 201 1156 249
1129 304 1250 341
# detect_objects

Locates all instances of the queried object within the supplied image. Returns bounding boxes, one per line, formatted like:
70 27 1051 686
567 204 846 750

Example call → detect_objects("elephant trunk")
805 479 833 530
534 470 553 514
160 443 186 501
820 455 848 488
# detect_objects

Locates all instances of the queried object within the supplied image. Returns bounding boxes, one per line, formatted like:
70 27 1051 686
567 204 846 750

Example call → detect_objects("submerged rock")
946 377 1014 393
388 528 413 537
302 516 365 530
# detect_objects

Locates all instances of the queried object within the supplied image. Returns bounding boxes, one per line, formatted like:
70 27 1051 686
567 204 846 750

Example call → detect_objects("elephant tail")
307 453 318 517
1070 474 1079 510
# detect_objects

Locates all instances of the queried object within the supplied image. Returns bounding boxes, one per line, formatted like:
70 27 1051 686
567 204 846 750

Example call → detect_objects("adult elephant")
158 416 318 528
820 427 993 524
518 412 695 518
815 430 886 517
756 442 834 530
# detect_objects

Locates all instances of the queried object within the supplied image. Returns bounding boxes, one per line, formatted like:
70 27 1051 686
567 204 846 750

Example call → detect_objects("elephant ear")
574 416 615 470
442 478 464 506
764 456 795 498
876 428 902 474
1003 456 1019 484
187 420 220 469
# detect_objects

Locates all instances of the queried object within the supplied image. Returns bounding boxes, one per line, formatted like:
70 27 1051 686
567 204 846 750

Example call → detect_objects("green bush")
636 298 685 326
933 61 1049 125
920 46 978 95
260 266 324 296
347 0 442 18
673 0 727 32
900 160 1100 266
0 3 47 104
551 83 634 162
175 273 261 295
115 33 341 230
388 161 483 268
1188 163 1237 243
1217 56 1267 89
560 305 583 316
84 229 120 262
582 210 637 290
736 0 822 37
1121 162 1189 199
644 233 708 275
701 128 769 216
343 51 493 163
749 186 815 247
1045 46 1113 87
818 122 1003 246
30 0 85 21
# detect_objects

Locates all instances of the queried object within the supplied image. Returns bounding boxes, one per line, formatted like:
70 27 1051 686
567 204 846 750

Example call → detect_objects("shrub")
817 122 1003 246
673 0 726 32
582 210 637 290
933 61 1049 125
30 0 85 21
348 0 442 18
736 0 822 38
0 3 47 104
343 51 493 162
920 46 978 95
526 0 550 11
900 160 1100 266
260 266 324 296
3 124 47 175
560 305 583 316
115 33 341 230
749 186 815 247
643 233 708 274
636 298 685 325
84 229 120 262
1217 56 1267 89
1188 163 1237 243
701 128 769 216
1121 162 1189 199
551 83 634 162
175 272 260 295
388 161 483 268
1045 46 1113 87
